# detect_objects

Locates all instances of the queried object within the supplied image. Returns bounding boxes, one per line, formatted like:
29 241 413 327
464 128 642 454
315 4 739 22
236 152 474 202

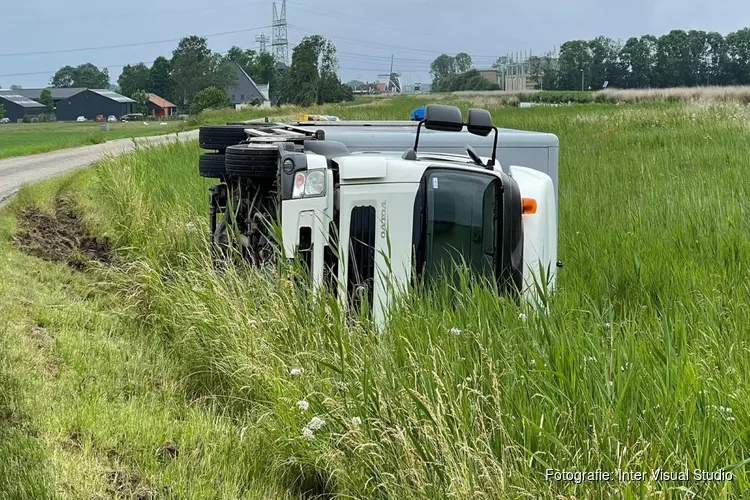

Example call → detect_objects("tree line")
428 27 750 92
38 34 353 113
517 28 750 91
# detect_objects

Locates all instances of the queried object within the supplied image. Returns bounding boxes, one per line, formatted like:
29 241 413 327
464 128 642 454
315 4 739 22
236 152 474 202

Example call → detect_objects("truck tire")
199 125 248 151
225 144 279 178
199 153 226 179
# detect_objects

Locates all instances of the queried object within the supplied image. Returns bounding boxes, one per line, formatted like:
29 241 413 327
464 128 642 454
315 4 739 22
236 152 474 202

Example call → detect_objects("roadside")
0 129 198 205
0 175 286 499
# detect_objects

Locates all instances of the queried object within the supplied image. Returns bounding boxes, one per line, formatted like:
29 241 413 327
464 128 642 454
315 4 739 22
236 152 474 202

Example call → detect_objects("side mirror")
423 104 463 132
466 108 493 137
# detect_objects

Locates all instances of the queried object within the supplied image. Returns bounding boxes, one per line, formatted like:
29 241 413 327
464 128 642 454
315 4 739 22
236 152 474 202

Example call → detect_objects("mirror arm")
413 120 425 152
488 126 499 168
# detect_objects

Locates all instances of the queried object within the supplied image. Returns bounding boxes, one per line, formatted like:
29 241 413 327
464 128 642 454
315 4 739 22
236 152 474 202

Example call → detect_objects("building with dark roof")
55 89 136 121
0 92 47 121
146 94 177 117
226 61 268 106
10 88 86 106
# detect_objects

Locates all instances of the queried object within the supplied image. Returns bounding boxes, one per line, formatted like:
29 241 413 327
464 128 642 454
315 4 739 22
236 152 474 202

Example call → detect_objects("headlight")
304 170 325 196
292 170 326 199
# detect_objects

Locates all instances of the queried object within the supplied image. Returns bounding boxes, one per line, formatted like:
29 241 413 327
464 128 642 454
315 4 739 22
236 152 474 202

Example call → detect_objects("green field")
0 120 187 159
1 96 749 498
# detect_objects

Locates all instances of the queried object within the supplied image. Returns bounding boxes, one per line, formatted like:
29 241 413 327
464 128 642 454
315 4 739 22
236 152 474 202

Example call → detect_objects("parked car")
107 115 117 123
0 118 10 124
76 116 86 122
95 115 105 122
120 113 145 122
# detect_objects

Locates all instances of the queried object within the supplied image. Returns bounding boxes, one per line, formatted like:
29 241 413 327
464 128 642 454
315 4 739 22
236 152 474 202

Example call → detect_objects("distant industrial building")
147 94 177 117
226 61 269 107
0 92 47 121
475 69 500 86
55 89 136 121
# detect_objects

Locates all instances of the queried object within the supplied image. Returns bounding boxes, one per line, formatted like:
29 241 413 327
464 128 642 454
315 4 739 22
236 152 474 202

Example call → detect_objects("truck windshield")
414 169 499 286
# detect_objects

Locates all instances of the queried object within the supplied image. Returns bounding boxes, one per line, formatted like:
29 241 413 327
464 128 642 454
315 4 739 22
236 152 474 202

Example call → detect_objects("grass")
450 85 750 106
0 120 185 159
2 96 750 498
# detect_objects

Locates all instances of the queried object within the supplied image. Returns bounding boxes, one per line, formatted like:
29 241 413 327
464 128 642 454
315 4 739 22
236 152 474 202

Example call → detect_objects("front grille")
347 206 376 315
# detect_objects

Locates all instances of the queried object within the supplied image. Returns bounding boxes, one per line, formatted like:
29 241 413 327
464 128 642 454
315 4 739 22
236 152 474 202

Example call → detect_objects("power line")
284 0 531 45
0 24 276 58
287 26 501 60
21 0 270 24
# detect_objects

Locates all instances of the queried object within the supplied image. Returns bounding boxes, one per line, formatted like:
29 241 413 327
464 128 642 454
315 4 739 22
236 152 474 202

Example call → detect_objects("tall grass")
77 99 750 497
451 85 750 105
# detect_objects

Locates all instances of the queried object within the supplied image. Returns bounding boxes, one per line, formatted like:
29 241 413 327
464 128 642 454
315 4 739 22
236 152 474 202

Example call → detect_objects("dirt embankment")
12 196 111 269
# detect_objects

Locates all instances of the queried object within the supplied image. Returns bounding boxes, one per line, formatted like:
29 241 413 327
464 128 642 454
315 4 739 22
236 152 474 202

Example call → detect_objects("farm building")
226 60 269 107
10 88 86 107
147 94 177 117
0 92 47 121
55 89 136 121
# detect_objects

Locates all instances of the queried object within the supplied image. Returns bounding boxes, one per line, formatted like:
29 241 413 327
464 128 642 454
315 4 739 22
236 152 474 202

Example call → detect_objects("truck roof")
285 120 559 149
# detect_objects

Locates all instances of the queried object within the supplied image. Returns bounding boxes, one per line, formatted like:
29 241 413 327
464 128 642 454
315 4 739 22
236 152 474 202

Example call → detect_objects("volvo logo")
380 200 387 239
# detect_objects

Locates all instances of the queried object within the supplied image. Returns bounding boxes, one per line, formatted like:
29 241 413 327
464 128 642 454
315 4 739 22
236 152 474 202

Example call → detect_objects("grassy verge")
3 97 750 497
0 176 291 499
0 121 189 160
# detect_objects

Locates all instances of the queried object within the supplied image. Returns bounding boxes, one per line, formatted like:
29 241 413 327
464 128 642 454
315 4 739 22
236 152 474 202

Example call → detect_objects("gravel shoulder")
0 130 199 205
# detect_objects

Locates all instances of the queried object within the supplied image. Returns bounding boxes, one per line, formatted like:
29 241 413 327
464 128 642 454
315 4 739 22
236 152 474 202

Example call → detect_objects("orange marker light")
522 198 537 214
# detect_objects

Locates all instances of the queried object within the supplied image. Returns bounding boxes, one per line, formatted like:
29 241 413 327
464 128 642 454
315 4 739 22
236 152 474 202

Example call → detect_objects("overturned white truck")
198 104 560 326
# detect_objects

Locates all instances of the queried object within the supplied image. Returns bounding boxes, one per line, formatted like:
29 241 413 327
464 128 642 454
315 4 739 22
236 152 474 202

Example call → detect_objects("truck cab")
201 104 559 328
274 105 557 326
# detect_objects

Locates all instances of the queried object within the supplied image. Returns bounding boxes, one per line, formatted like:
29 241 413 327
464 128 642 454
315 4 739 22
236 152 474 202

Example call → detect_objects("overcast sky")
1 0 748 89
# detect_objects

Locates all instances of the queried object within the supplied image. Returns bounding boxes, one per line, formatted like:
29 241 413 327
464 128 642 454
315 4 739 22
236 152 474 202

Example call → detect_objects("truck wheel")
199 125 248 152
224 144 279 178
199 153 226 179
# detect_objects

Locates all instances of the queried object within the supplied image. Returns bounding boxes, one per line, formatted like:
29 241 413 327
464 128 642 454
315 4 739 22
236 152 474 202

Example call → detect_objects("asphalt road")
0 129 199 205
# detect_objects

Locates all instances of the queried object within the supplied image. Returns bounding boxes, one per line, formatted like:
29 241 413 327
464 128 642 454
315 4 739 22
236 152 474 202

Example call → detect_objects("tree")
284 35 349 106
557 40 592 90
430 54 456 81
0 104 5 120
50 63 109 88
51 65 76 87
39 89 54 113
346 79 364 88
131 90 150 115
725 28 750 85
171 36 235 109
454 52 472 72
147 56 174 101
432 69 500 92
10 84 22 90
191 86 231 114
118 63 150 98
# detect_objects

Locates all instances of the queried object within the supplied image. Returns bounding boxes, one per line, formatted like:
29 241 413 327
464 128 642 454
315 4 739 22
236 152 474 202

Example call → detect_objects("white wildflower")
450 327 462 336
302 427 315 440
465 376 472 383
518 313 527 321
289 368 304 376
529 358 536 367
351 417 362 426
308 416 326 431
297 400 309 411
185 222 196 231
608 381 614 388
604 322 611 330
